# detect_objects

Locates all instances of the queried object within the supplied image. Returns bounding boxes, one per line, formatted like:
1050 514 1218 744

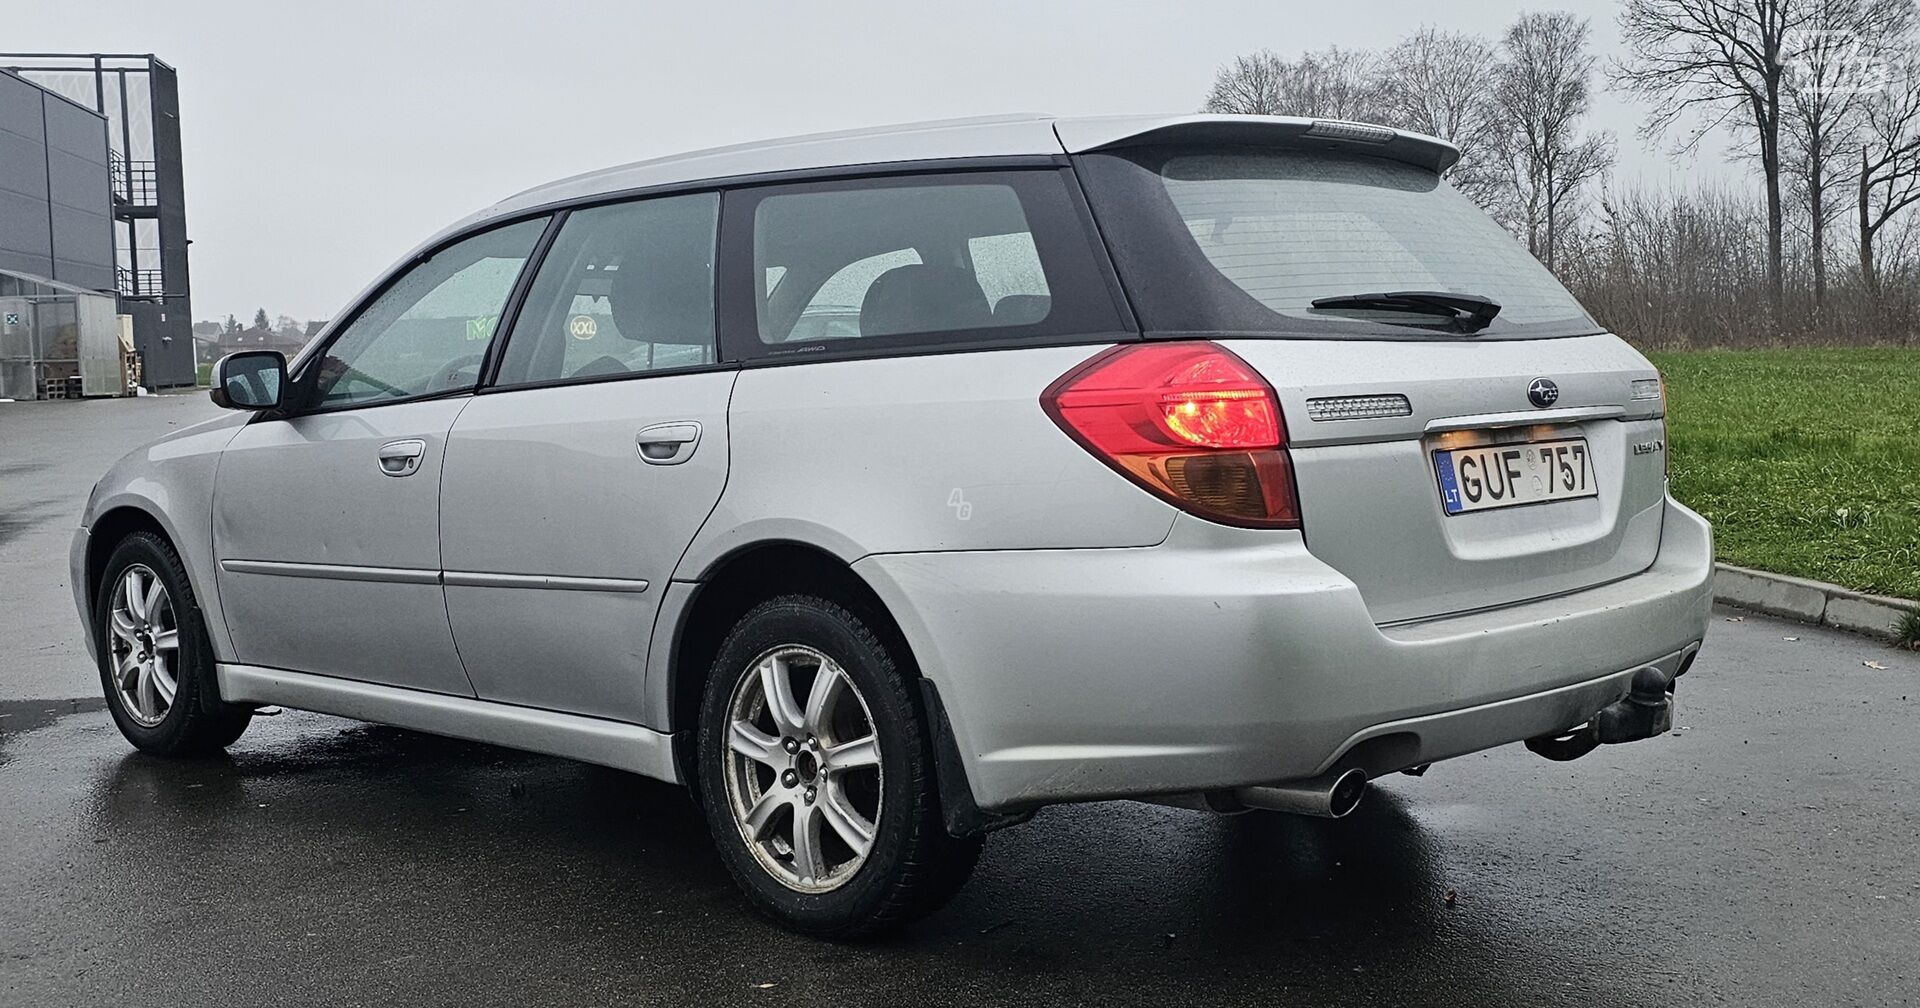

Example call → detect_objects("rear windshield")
1075 146 1602 339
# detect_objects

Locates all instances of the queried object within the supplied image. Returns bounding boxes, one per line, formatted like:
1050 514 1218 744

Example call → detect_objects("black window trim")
273 152 1144 417
716 164 1138 367
477 191 727 396
476 208 571 389
271 212 562 420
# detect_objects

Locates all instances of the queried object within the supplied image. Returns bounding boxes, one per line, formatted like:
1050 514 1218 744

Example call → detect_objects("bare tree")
1377 26 1506 208
1779 0 1916 308
1613 0 1820 324
1203 46 1385 121
1858 52 1920 299
1492 12 1614 269
1562 184 1771 345
1559 172 1920 347
1204 50 1290 115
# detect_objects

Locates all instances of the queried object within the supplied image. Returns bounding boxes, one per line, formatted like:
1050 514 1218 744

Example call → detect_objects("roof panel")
485 114 1064 217
421 114 1461 262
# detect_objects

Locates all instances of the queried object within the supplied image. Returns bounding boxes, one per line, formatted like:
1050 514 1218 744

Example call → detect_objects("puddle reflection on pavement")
0 707 1638 1007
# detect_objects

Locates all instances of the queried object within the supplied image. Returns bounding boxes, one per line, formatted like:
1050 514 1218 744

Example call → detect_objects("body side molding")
220 560 648 593
441 571 649 592
217 559 439 584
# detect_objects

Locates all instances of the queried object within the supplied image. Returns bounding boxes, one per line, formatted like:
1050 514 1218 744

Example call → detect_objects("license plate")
1433 437 1596 515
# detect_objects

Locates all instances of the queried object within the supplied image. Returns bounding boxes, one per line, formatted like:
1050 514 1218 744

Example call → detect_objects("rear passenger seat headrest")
991 294 1051 326
859 264 992 337
608 228 714 345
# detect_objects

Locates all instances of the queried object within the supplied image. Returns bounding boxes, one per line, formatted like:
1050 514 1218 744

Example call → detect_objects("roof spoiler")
1053 114 1460 174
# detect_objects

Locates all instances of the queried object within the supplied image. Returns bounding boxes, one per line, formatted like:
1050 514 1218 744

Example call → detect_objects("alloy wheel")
722 644 884 893
106 564 179 728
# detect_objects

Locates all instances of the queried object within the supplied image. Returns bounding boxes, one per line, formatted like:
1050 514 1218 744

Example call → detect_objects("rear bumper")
855 497 1714 811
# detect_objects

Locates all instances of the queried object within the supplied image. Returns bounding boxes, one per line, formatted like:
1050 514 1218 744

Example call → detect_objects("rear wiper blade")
1309 290 1502 333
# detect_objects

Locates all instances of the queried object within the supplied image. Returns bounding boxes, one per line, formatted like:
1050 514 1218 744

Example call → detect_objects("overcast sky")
14 0 1741 323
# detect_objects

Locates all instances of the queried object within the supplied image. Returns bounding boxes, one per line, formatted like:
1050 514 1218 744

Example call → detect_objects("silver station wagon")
73 114 1713 937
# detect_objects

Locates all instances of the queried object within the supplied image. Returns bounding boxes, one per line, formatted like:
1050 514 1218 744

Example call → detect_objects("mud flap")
919 680 1034 837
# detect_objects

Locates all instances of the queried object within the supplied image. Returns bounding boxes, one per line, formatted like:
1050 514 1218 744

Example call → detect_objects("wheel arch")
664 540 915 738
84 504 179 625
658 538 1014 836
84 500 246 717
83 495 233 664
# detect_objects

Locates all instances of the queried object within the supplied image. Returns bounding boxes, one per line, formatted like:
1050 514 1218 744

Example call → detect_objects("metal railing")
115 267 163 299
109 151 158 206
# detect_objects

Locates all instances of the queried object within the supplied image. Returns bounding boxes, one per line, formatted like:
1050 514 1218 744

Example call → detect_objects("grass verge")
1648 348 1920 601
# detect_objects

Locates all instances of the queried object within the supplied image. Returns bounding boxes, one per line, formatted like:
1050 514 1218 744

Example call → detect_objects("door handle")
636 421 701 466
377 438 427 477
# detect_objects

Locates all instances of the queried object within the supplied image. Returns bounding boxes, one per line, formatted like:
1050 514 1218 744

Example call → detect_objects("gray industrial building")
0 67 113 290
1 53 195 393
0 66 122 399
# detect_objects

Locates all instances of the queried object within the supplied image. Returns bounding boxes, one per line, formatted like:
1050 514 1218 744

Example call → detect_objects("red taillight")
1041 342 1302 528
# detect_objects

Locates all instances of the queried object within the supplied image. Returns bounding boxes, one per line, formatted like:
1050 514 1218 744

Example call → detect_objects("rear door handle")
377 438 427 477
636 421 701 466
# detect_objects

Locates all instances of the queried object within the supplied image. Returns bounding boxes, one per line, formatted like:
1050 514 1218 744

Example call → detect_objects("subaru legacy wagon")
73 114 1713 937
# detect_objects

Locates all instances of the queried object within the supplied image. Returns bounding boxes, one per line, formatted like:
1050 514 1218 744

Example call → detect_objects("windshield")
1075 146 1601 339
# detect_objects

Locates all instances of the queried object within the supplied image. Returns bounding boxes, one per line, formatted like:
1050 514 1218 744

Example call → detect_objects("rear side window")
727 171 1124 358
493 193 719 387
1077 146 1601 339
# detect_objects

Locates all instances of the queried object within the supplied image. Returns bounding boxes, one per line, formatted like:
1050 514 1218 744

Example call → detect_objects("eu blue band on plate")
1432 450 1464 515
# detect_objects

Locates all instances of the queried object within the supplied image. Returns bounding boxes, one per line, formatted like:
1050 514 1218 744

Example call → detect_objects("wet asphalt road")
0 395 226 701
3 612 1917 1007
5 397 1918 1004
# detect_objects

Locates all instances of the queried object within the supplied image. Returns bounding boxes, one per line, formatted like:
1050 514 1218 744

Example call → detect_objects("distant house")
195 326 308 364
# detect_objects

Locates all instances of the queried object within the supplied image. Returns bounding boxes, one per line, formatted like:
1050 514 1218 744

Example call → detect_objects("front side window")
308 218 547 408
1077 146 1601 339
741 171 1123 355
493 193 719 387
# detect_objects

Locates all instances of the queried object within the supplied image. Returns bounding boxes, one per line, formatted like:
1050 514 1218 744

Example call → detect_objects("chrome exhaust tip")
1233 768 1369 818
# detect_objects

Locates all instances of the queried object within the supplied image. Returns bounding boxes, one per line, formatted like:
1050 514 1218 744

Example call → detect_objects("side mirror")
209 351 287 411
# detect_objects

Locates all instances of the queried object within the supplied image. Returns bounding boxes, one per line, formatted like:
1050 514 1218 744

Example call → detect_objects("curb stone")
1714 563 1919 640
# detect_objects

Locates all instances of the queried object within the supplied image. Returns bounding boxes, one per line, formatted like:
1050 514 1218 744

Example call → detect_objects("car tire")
94 532 252 755
696 593 981 938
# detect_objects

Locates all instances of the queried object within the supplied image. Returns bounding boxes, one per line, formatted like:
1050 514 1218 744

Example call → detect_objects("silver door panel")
216 570 470 693
441 586 654 718
439 372 734 722
212 398 473 695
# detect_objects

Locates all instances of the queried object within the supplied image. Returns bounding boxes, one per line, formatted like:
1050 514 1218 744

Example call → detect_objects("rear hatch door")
1069 126 1670 624
1225 335 1667 624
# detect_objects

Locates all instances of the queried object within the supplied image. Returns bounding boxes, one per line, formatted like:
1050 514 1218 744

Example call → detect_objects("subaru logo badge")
1527 377 1560 408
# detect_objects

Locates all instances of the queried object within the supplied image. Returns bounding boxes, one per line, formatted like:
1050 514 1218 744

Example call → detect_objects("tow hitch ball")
1525 666 1675 762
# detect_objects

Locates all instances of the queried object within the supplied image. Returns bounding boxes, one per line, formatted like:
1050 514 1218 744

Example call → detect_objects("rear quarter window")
722 170 1126 361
